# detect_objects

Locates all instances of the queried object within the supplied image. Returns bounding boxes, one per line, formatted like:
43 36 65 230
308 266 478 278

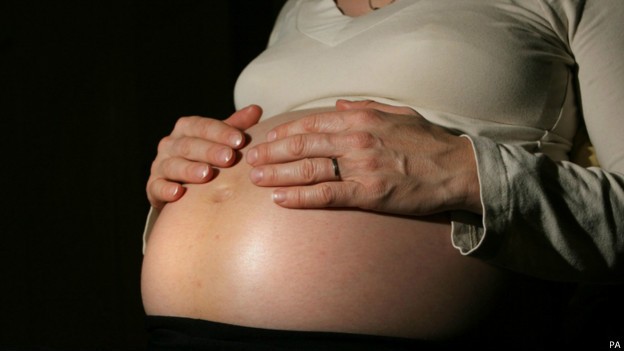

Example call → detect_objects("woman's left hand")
246 100 482 216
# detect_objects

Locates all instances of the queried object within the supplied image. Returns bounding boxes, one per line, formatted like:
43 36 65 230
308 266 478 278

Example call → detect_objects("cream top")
232 0 624 281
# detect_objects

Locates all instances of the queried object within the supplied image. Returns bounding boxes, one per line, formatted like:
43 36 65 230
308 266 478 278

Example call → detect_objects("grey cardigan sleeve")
451 0 624 283
452 138 624 282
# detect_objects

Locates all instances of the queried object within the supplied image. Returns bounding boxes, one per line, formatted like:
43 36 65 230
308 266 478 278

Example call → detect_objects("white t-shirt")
232 0 624 281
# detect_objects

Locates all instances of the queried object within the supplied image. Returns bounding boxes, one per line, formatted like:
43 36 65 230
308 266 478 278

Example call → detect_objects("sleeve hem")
451 135 510 258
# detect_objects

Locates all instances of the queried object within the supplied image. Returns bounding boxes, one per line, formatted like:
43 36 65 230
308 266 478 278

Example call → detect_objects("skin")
147 100 482 219
334 0 396 17
142 106 508 339
146 104 263 209
143 0 501 338
146 1 483 218
247 100 482 216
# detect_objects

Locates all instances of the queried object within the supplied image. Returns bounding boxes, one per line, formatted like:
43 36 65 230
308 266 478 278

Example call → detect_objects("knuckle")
157 136 172 153
299 159 317 183
360 100 377 108
159 183 176 200
176 138 194 158
146 179 154 196
346 131 376 148
263 166 278 183
354 109 380 124
156 158 169 175
174 116 193 131
184 163 199 179
159 157 177 177
301 116 320 132
176 116 218 139
150 159 160 174
287 134 307 157
316 183 335 206
400 106 419 115
254 144 271 162
203 145 217 163
358 155 381 171
147 179 165 201
196 119 217 139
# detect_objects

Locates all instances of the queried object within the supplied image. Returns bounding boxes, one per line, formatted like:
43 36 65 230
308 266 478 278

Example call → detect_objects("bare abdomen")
141 108 509 340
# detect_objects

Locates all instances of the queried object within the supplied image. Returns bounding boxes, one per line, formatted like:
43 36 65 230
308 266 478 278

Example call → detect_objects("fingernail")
229 133 243 148
272 190 286 203
218 148 233 163
196 165 210 179
267 130 277 142
247 148 258 164
250 168 263 183
169 185 180 198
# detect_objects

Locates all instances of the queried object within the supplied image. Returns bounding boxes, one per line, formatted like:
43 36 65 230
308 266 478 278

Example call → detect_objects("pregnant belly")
141 108 510 340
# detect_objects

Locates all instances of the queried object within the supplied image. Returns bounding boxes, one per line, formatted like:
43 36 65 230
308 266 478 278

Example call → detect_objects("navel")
205 184 235 203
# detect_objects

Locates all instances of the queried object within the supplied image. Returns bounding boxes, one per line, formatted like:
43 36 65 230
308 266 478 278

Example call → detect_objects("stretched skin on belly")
141 108 510 340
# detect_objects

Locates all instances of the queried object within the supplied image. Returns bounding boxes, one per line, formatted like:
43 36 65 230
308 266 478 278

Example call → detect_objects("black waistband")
145 315 447 351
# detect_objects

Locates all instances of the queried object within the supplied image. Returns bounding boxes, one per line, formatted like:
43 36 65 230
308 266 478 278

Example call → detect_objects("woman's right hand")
147 105 263 209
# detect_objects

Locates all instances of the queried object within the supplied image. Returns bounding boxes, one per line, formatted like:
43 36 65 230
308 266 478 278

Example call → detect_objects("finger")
224 104 263 130
147 178 186 209
265 110 355 141
248 133 333 165
170 116 246 149
250 157 339 186
156 157 214 184
335 99 418 116
248 130 375 166
271 182 361 209
163 136 236 167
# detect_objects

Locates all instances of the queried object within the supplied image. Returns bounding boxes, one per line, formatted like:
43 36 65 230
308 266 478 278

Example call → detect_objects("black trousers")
145 316 447 351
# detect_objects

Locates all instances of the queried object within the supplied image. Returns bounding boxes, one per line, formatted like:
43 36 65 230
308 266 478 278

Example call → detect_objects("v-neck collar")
296 0 412 46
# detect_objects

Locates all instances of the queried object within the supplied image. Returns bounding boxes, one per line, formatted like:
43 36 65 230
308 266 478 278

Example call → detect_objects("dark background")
1 1 285 349
1 1 623 350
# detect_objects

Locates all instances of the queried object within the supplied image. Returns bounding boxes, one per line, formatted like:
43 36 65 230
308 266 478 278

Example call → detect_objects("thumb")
335 99 418 116
224 104 263 130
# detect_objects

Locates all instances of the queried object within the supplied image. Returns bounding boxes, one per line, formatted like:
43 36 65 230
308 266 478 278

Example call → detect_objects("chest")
236 0 576 132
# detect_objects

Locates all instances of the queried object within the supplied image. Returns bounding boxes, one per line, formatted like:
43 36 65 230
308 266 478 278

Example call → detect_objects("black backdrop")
1 1 623 350
1 1 285 349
